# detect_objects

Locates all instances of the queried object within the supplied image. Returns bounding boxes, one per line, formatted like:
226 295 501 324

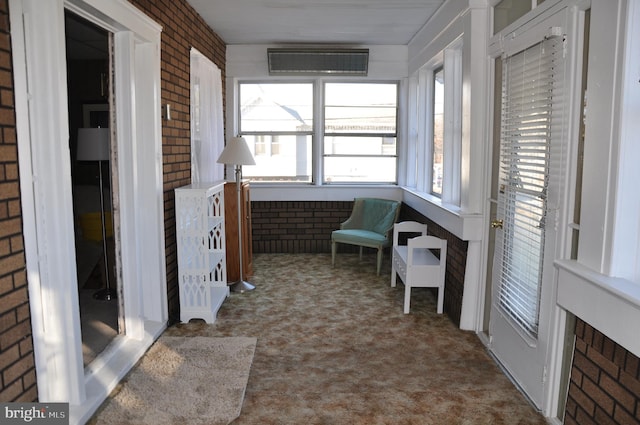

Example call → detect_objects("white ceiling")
187 0 446 45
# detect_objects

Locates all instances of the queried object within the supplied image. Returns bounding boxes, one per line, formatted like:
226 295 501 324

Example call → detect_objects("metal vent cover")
267 48 369 75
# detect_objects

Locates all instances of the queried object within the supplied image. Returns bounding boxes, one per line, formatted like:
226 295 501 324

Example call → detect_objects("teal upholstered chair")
331 198 401 275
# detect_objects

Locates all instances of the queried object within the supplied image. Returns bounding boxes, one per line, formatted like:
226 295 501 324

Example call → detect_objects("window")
238 81 398 184
493 0 547 35
496 36 563 338
323 83 398 183
239 82 313 183
404 39 462 204
432 67 444 196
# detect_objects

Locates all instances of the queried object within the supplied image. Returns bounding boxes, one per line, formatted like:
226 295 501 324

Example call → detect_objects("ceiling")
187 0 446 45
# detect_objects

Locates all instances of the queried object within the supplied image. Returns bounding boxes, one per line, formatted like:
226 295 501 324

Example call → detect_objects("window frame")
237 80 315 184
405 39 463 206
236 79 400 185
322 81 399 185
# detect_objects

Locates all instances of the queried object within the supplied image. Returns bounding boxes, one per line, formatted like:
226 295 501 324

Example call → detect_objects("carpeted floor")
166 253 547 424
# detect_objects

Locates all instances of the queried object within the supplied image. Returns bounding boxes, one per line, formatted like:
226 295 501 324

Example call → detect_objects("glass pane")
325 83 397 134
432 68 444 196
324 156 396 183
240 83 313 132
493 0 532 34
324 136 396 156
241 134 312 183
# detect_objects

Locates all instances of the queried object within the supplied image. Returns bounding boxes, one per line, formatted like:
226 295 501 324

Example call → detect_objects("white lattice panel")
175 181 229 323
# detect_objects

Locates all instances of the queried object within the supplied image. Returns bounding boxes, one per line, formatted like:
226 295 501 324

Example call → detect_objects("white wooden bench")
391 221 447 314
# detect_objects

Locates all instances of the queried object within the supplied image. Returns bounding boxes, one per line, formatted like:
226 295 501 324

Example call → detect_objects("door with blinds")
489 23 565 409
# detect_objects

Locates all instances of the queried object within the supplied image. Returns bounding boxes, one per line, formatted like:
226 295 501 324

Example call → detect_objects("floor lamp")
217 136 256 293
77 127 117 301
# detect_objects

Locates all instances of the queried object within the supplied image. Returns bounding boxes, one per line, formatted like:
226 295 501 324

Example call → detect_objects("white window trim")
556 0 640 364
406 38 463 206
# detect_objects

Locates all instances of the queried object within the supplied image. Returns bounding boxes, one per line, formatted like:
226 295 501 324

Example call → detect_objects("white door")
488 20 566 409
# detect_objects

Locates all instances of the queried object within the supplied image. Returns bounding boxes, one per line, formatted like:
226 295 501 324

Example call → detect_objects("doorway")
65 11 120 367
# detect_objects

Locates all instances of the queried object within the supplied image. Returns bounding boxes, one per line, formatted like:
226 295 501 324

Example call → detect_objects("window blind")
496 36 562 339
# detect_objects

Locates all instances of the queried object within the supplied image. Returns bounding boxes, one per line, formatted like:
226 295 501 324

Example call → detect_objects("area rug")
89 336 256 425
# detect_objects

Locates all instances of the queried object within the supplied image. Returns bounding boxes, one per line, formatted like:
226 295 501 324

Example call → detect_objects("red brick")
575 350 601 383
625 352 639 378
0 378 24 401
583 323 595 345
3 354 33 384
600 374 636 412
602 337 616 361
0 317 31 350
0 217 20 238
14 384 37 402
583 376 615 415
575 406 599 425
614 344 629 370
612 404 637 425
21 368 36 390
17 335 31 356
0 310 15 331
7 199 21 217
0 274 11 294
0 343 18 369
569 384 596 416
617 371 640 408
0 252 23 276
586 345 620 379
592 329 604 353
594 405 617 425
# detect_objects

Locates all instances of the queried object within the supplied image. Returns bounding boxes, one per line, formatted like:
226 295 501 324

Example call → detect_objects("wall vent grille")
267 48 369 75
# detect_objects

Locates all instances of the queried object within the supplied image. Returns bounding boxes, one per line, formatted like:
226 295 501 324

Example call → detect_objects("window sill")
249 184 484 241
250 183 402 202
555 259 640 358
401 187 484 241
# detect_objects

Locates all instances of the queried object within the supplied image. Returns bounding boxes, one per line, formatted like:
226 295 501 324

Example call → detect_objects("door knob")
491 219 504 229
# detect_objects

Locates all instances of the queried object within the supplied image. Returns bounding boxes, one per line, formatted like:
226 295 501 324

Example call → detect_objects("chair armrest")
340 215 357 230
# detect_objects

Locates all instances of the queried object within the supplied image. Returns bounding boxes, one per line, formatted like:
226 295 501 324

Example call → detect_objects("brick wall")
127 0 226 323
252 201 354 254
399 204 468 326
0 0 37 402
565 319 640 424
250 200 468 325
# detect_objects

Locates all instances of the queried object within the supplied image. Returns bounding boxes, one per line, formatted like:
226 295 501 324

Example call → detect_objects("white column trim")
10 0 86 404
10 0 165 421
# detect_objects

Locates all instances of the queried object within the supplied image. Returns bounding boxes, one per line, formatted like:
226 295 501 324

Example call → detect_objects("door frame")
10 0 167 422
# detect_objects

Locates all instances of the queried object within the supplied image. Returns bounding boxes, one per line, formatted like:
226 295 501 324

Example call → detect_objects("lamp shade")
217 136 256 166
77 127 110 161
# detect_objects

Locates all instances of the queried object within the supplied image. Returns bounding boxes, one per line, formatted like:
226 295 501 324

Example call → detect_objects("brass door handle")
491 219 504 229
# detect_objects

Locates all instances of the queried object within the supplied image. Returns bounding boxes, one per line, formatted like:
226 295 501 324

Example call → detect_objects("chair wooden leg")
376 248 382 275
359 246 363 260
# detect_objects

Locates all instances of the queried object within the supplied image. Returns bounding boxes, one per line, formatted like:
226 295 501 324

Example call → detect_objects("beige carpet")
166 253 547 424
89 336 256 425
